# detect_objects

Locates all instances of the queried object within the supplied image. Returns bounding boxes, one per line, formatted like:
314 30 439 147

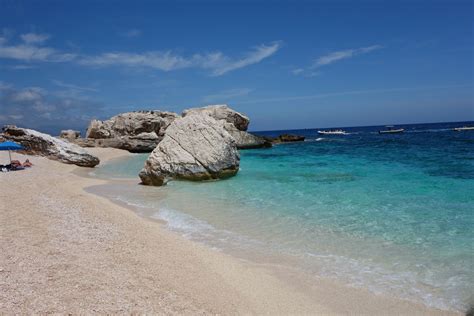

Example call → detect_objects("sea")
88 121 474 312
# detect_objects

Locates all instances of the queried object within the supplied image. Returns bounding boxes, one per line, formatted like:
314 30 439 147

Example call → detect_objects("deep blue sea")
91 121 474 312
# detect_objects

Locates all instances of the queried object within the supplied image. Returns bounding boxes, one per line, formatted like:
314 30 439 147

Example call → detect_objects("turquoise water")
92 122 474 312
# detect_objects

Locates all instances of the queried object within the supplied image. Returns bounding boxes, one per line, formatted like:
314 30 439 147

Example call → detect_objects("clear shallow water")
92 122 474 312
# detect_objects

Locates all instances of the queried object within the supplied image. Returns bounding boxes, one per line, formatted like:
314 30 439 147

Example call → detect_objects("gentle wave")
141 204 464 311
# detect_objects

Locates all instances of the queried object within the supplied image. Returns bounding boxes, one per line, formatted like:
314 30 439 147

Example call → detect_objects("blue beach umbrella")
0 141 24 164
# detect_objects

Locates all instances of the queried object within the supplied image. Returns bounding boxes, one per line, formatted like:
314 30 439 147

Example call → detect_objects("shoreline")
0 148 462 314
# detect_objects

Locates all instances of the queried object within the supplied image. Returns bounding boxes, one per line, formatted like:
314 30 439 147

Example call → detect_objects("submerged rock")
183 105 271 149
84 110 178 152
139 113 239 186
2 125 100 167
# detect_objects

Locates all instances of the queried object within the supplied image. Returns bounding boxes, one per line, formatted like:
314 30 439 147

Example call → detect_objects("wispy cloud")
79 41 282 76
312 45 383 68
20 32 50 44
7 64 37 70
204 42 282 76
79 51 193 71
202 88 253 103
292 44 383 77
292 68 304 75
120 29 141 38
0 82 104 132
52 80 98 92
0 30 281 76
0 33 76 62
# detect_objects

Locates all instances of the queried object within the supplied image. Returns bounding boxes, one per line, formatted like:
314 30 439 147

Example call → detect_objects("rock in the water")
139 113 240 186
266 134 306 144
59 129 81 140
223 123 272 149
183 105 270 149
2 125 99 167
84 110 178 152
277 134 305 142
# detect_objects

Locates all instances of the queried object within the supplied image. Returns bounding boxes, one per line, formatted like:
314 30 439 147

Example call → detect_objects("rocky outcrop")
84 111 178 152
59 129 81 140
183 105 271 149
139 113 239 186
223 124 272 149
74 131 161 153
264 134 306 144
2 125 99 167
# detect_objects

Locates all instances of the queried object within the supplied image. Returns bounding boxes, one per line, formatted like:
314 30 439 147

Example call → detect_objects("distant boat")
453 126 474 132
378 126 404 134
317 129 348 135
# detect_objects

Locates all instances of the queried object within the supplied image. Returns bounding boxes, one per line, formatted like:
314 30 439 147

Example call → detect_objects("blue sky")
0 0 472 133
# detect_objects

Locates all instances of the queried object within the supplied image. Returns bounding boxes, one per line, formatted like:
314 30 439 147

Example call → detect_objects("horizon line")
249 119 474 133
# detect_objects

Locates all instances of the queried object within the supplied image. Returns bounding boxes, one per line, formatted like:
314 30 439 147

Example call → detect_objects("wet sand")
0 148 461 314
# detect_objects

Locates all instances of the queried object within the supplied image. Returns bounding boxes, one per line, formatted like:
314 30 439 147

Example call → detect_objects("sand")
0 148 461 315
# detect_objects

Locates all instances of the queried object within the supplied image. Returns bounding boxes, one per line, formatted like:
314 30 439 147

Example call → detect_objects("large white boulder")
2 125 100 167
139 112 240 186
182 104 249 131
183 105 270 149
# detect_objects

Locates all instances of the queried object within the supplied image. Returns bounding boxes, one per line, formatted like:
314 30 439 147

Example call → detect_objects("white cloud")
121 29 141 38
0 31 281 75
312 45 383 68
8 64 37 70
291 44 383 77
79 41 282 76
202 88 253 103
11 87 44 102
79 51 193 71
0 82 105 132
0 34 76 62
0 81 12 90
52 80 98 92
292 68 304 75
20 32 50 44
204 42 282 76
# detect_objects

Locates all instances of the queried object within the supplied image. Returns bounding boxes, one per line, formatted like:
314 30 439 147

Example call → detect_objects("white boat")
453 126 474 132
378 126 404 134
317 129 348 135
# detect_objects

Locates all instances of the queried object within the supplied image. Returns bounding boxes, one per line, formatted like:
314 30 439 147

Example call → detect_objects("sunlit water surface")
90 122 474 312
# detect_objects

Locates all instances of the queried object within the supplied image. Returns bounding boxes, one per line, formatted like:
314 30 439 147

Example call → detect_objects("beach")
0 147 461 315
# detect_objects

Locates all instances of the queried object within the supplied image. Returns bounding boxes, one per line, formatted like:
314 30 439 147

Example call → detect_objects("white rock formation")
183 105 270 149
2 126 99 167
85 111 178 152
139 113 239 186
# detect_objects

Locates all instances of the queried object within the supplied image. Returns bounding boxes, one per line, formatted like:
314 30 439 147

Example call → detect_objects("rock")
266 134 306 144
223 123 272 149
277 134 306 142
183 105 271 149
59 129 81 140
2 125 100 167
182 104 249 131
73 134 161 153
139 113 239 186
84 111 178 152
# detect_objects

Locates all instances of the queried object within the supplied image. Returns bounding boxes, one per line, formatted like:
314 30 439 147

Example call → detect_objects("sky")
0 0 472 134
